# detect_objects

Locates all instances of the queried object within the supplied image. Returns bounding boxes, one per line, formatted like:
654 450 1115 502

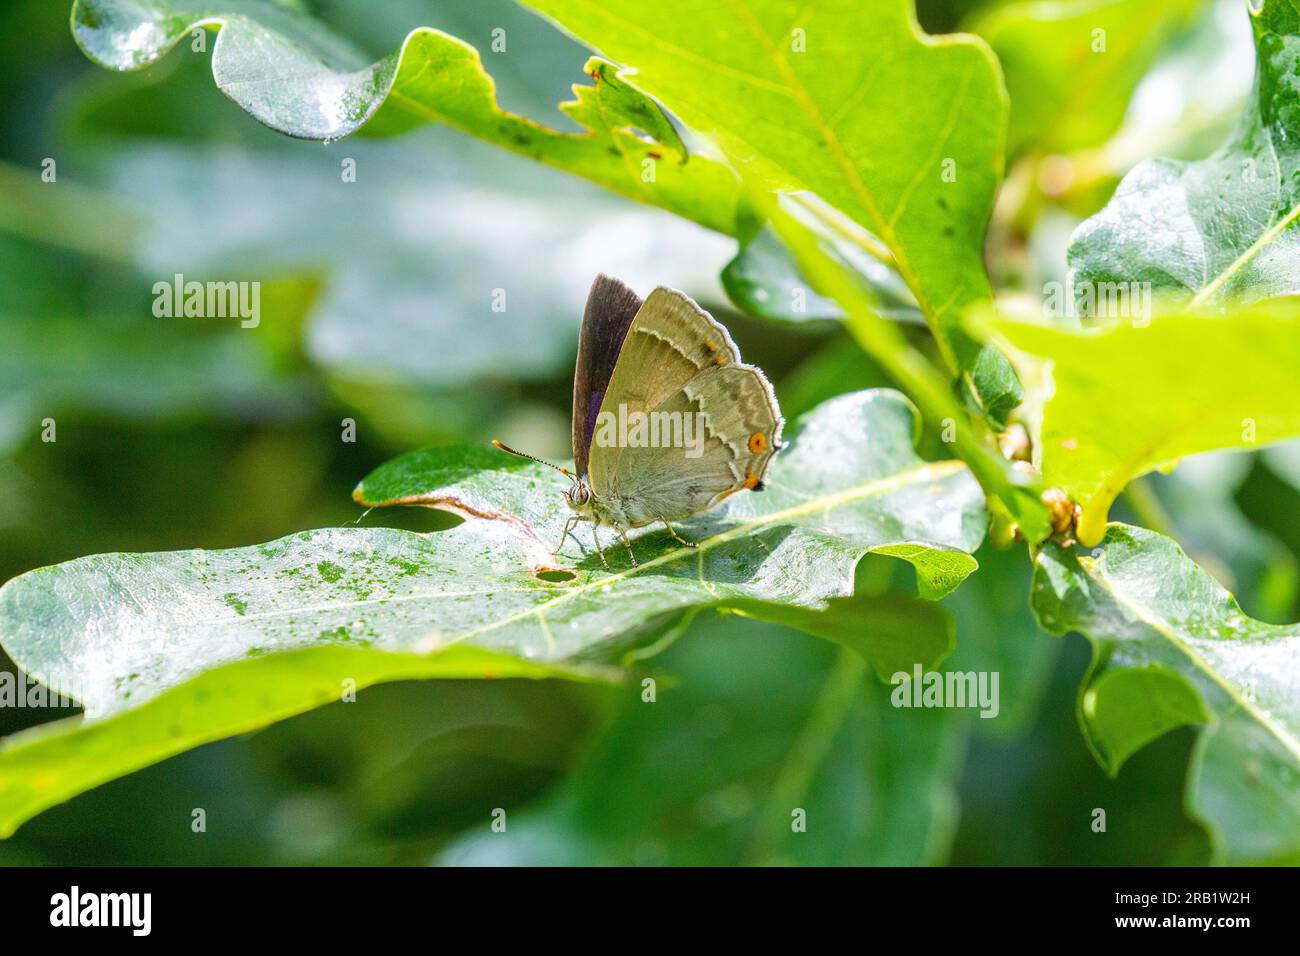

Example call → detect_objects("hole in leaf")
535 568 576 583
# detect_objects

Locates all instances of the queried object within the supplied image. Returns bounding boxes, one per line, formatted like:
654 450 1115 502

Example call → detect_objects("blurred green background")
0 0 1293 865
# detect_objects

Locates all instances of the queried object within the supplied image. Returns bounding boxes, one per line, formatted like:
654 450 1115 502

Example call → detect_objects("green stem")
787 192 896 269
763 197 1051 541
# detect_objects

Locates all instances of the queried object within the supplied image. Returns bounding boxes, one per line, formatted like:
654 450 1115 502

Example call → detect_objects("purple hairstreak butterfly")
494 275 784 567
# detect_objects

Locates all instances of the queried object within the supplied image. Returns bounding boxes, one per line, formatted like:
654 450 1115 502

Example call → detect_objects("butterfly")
494 275 784 568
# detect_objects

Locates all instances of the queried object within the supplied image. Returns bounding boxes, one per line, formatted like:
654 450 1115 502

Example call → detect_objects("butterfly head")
564 475 593 512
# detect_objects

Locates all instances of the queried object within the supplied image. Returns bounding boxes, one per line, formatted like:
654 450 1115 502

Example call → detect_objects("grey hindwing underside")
588 286 784 527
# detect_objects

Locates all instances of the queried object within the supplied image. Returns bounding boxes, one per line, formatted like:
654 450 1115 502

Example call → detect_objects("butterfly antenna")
491 439 573 478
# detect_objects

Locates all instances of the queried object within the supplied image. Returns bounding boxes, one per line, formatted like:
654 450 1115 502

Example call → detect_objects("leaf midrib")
1081 556 1300 766
452 459 968 643
1187 197 1300 307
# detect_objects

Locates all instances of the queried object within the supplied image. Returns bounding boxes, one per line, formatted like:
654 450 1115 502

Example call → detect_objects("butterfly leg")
660 520 698 548
590 521 610 571
554 515 581 556
616 529 638 567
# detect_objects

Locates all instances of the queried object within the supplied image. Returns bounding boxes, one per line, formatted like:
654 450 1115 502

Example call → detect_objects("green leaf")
1032 524 1300 864
0 645 586 840
355 390 985 601
725 593 956 675
1069 0 1300 306
523 0 1006 325
70 0 745 235
952 325 1025 427
436 613 967 866
973 0 1200 156
0 390 982 835
523 0 1008 383
989 303 1300 545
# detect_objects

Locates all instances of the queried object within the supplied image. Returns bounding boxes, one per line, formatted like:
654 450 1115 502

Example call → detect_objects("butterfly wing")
606 365 784 525
589 287 783 525
573 274 643 477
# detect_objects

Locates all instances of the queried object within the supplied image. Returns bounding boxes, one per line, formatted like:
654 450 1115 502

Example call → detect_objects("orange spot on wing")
713 354 728 366
748 432 767 453
743 472 760 490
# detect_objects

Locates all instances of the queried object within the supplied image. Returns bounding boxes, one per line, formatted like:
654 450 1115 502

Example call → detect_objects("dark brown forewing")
574 275 643 476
